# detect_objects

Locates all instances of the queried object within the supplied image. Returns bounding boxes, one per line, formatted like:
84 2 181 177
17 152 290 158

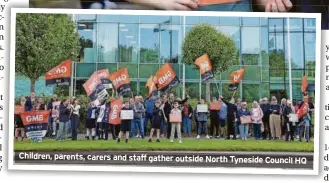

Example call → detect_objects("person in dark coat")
260 97 271 139
282 100 294 141
221 97 238 140
209 97 220 138
148 98 165 142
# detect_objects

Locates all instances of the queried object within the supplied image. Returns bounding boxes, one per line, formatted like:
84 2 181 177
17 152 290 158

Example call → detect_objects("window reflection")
98 23 118 63
140 24 159 63
119 23 138 63
284 18 302 31
285 32 303 69
219 17 240 25
242 17 259 26
304 18 316 32
269 18 283 32
78 14 96 21
97 15 118 22
78 22 96 62
241 27 260 65
119 15 139 23
160 25 181 63
199 16 219 25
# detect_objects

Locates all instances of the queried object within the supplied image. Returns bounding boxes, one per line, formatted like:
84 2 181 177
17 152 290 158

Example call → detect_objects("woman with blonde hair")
250 101 264 140
269 96 281 140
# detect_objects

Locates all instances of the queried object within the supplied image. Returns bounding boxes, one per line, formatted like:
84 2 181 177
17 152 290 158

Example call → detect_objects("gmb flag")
301 76 308 95
83 70 109 106
109 99 122 125
145 75 158 98
229 68 245 91
154 63 180 93
45 59 72 86
195 54 214 82
109 67 131 96
20 110 50 142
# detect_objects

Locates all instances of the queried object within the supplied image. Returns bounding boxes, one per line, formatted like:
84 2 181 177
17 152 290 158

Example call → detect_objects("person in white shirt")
71 99 81 141
96 103 106 140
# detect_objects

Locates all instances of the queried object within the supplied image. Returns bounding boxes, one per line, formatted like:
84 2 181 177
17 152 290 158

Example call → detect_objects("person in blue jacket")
144 96 155 136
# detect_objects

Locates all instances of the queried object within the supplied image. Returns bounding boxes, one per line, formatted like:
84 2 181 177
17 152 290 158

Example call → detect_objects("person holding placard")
118 98 133 144
85 102 98 140
196 99 210 139
236 101 251 140
148 98 165 142
169 100 183 143
15 97 26 141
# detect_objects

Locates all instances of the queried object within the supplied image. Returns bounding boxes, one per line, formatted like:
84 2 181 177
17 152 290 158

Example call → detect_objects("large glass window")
241 27 260 65
199 16 219 25
269 32 284 77
242 17 259 26
269 18 283 32
97 23 118 62
97 15 118 22
217 26 240 65
140 15 171 24
305 33 316 77
119 15 139 23
284 32 304 69
78 14 96 21
284 18 303 32
219 17 240 25
119 23 138 63
78 22 96 62
304 18 316 32
140 24 159 63
160 24 181 63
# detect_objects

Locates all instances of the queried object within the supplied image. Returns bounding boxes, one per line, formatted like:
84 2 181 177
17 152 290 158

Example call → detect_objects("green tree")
15 13 80 92
182 24 237 102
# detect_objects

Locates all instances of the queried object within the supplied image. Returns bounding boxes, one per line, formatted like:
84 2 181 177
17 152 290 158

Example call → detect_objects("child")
169 100 182 143
148 98 166 142
196 99 210 139
51 106 59 136
86 102 98 140
118 98 132 144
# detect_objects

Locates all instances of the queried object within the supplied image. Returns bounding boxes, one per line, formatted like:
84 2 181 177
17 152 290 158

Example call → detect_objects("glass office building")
15 14 316 102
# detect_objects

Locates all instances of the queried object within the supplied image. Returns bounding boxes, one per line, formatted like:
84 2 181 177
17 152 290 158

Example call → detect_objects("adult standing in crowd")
144 96 155 137
15 97 26 141
25 92 36 111
131 96 145 139
280 98 287 139
209 97 220 138
221 97 237 140
250 101 263 140
56 99 71 141
269 96 281 140
71 98 81 141
182 100 193 137
283 100 295 141
47 94 59 136
196 99 210 139
237 101 251 140
36 97 47 110
218 97 228 138
86 102 98 140
260 97 271 140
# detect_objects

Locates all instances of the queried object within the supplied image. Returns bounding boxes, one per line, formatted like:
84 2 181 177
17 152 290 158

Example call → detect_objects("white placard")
289 113 298 122
120 110 134 120
197 104 208 112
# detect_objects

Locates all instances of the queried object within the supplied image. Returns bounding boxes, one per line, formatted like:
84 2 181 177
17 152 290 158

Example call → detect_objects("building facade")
15 14 316 102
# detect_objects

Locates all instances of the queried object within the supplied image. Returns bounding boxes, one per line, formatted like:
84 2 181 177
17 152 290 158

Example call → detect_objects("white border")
8 8 321 176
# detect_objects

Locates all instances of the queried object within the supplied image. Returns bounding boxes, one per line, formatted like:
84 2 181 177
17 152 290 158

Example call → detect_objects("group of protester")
14 91 314 143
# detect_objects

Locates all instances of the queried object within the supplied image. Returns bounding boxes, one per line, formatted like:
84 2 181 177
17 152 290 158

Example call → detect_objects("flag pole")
287 17 293 102
182 16 186 99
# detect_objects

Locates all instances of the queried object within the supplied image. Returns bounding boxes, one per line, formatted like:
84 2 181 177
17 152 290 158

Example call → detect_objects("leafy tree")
182 24 237 101
15 13 80 93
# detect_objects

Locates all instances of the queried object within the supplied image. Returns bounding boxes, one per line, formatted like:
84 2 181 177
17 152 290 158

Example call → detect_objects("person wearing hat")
261 97 271 140
118 98 132 143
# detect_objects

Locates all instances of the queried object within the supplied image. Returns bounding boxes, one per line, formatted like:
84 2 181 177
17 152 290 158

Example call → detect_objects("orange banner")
83 71 102 96
154 63 178 91
109 99 122 125
301 76 308 93
230 68 245 84
195 54 212 75
20 110 51 126
96 69 110 80
199 0 241 6
45 59 72 86
146 75 157 98
108 68 131 90
14 105 25 114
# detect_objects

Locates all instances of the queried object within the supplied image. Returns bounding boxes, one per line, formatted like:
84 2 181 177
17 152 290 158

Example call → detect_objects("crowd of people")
14 91 314 143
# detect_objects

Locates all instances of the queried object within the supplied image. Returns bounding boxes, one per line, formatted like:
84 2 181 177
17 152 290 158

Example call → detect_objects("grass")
14 139 314 152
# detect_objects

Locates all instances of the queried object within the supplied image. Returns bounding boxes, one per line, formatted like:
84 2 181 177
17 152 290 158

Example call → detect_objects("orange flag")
195 54 214 82
199 0 241 6
230 68 245 84
301 76 308 94
154 63 179 92
108 68 131 96
109 99 122 125
14 105 25 115
145 75 157 98
45 58 72 86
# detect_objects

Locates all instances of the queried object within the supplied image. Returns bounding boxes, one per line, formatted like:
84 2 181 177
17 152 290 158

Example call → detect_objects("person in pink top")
251 101 264 140
169 100 182 143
